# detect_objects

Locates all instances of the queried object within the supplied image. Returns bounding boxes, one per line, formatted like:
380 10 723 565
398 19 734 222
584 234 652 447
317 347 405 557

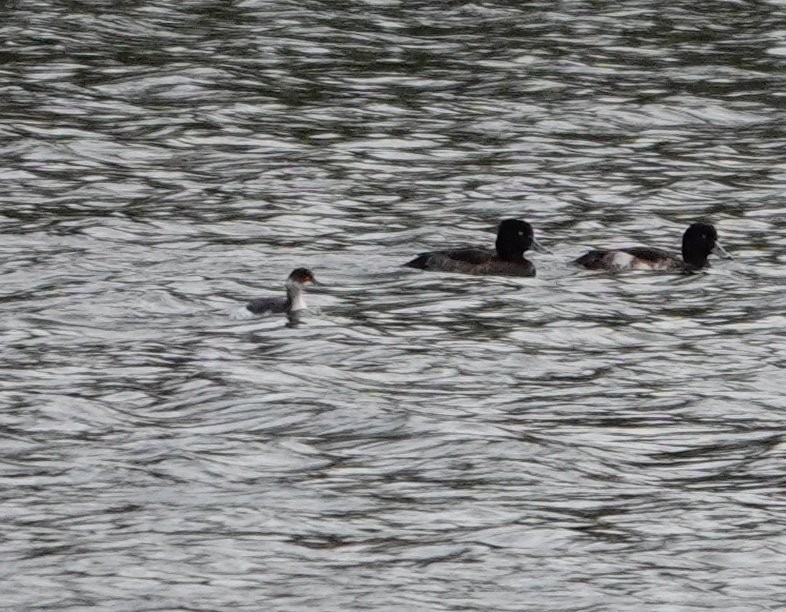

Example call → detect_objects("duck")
246 268 317 315
404 219 548 277
574 222 732 272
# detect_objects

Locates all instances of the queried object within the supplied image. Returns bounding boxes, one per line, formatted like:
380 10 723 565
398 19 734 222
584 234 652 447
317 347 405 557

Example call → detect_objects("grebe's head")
287 268 318 288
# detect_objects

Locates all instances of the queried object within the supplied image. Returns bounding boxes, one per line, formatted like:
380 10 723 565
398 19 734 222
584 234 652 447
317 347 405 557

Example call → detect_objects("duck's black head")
495 219 536 261
682 222 725 267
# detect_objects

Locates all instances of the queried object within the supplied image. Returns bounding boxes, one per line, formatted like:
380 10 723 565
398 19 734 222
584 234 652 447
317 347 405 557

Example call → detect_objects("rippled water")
3 0 786 609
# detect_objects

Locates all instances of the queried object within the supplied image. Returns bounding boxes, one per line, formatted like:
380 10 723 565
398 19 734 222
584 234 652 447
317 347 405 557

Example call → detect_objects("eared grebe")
404 219 548 277
246 268 317 315
575 222 732 272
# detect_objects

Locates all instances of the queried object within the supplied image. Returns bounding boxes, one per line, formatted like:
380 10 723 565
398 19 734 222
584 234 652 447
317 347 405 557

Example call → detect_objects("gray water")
2 1 786 610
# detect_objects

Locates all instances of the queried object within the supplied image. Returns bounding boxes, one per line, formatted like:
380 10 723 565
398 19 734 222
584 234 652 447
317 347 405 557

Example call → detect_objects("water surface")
2 1 786 610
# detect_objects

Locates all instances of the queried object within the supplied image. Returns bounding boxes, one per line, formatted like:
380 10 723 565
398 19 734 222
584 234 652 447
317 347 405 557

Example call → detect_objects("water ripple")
2 0 786 609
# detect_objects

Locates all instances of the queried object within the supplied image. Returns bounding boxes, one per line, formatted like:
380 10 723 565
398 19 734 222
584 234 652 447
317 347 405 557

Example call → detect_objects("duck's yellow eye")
518 231 524 236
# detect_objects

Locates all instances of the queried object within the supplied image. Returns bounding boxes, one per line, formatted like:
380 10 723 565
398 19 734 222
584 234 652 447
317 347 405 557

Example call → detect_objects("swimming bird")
246 268 317 315
574 222 732 272
404 219 548 277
